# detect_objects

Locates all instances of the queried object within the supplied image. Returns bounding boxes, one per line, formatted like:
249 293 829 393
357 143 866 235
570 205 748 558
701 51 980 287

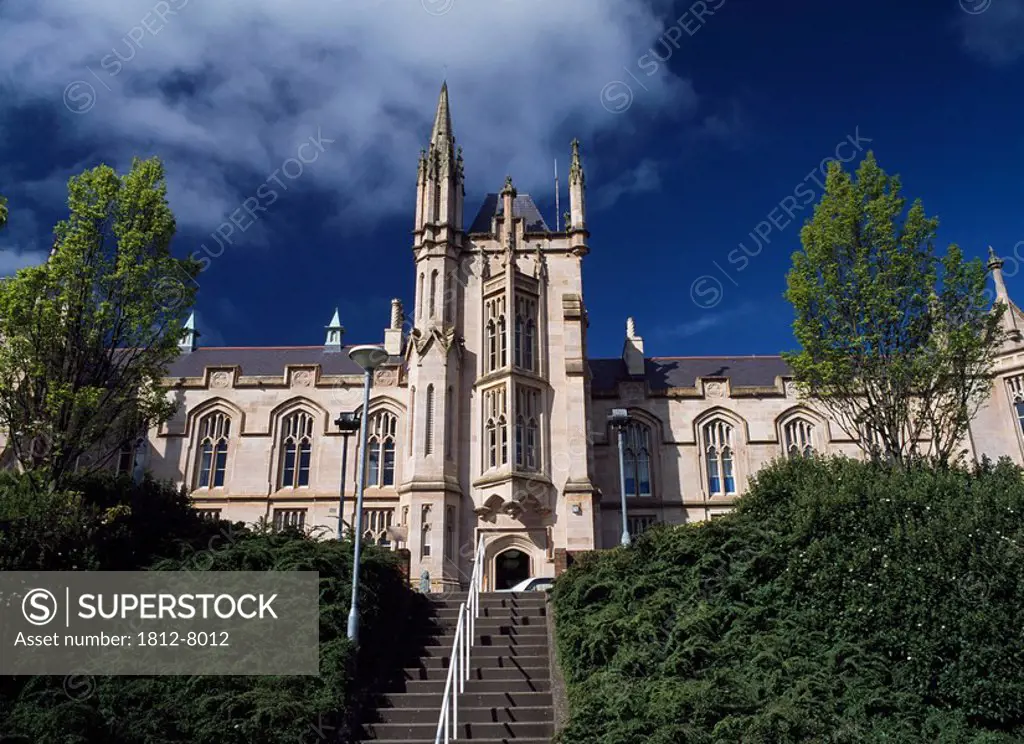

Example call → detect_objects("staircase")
358 590 555 743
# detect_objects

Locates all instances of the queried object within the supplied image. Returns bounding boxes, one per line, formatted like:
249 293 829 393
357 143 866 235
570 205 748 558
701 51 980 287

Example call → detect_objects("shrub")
0 472 427 744
553 456 1024 743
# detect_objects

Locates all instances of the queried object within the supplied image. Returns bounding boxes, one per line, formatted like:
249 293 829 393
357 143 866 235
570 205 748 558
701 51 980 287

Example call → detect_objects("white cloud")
959 0 1024 65
594 158 662 210
657 302 757 339
0 249 47 276
0 0 699 238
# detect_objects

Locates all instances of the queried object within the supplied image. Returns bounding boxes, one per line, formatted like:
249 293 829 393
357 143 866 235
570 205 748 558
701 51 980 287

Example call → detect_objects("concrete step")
416 652 549 670
403 664 549 682
421 642 548 658
380 690 553 709
373 704 554 724
430 593 548 608
420 623 548 639
400 678 552 695
430 601 548 618
360 720 554 740
428 614 548 629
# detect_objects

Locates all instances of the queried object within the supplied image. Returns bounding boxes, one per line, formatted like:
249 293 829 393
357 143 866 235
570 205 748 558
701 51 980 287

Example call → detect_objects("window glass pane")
367 438 380 486
282 444 296 487
723 448 735 493
1016 401 1024 431
298 444 311 486
707 446 720 494
198 443 213 488
638 453 651 496
213 443 228 487
383 440 395 486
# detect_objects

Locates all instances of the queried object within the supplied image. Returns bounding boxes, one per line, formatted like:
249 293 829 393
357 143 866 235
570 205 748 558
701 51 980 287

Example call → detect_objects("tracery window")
484 295 507 373
279 410 314 488
623 421 652 497
514 385 541 471
362 508 395 548
784 418 815 458
514 296 538 372
195 411 230 489
366 410 398 487
703 419 736 496
425 385 435 456
484 385 508 468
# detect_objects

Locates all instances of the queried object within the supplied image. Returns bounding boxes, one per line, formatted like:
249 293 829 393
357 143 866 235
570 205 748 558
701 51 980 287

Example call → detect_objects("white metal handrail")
434 534 485 744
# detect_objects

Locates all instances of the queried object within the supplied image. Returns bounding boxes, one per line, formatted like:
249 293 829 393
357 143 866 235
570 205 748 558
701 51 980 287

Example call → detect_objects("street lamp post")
608 408 631 546
334 411 361 541
346 344 390 645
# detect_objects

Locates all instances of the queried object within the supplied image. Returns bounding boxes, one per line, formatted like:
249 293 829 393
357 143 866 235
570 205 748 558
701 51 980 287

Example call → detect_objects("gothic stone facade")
142 85 1024 591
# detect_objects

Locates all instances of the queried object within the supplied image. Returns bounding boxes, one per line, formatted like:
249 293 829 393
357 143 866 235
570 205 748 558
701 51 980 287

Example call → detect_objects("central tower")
404 84 598 591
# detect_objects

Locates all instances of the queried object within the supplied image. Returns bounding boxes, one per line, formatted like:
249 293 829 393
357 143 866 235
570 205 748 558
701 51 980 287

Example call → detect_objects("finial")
988 246 1003 268
626 317 636 338
390 298 403 330
501 175 516 195
325 308 345 350
179 312 199 352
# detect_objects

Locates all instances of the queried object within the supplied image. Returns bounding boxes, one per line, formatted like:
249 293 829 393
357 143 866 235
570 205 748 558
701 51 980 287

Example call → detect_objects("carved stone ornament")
374 368 398 387
705 381 724 398
210 371 231 389
292 370 314 388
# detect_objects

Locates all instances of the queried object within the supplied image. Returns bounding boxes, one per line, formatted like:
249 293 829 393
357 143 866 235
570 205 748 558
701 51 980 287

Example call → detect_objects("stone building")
136 85 1024 591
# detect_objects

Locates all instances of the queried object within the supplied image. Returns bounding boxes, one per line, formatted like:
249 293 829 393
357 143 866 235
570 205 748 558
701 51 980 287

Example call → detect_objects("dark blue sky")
1 0 1022 359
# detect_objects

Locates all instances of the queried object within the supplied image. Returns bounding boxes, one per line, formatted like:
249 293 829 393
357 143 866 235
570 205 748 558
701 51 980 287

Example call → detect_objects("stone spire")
431 80 452 146
324 308 345 350
179 312 198 353
989 246 1009 303
568 138 588 248
414 82 464 237
501 175 517 258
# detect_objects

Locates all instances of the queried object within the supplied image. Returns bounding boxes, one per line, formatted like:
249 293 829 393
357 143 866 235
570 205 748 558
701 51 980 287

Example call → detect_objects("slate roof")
166 346 399 378
589 356 792 392
468 193 550 234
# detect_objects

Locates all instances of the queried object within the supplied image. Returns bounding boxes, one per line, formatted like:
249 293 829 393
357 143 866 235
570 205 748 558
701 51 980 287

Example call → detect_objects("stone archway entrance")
494 548 530 589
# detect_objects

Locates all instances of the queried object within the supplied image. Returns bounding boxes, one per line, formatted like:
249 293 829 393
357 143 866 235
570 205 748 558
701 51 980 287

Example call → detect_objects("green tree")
783 153 1003 465
0 195 7 230
0 158 199 488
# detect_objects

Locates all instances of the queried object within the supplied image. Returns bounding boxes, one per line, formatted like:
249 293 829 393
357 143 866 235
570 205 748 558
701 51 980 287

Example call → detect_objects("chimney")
623 316 645 376
384 298 404 355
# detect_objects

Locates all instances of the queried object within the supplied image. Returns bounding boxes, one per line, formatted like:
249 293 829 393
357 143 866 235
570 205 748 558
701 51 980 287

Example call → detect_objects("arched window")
195 411 230 489
486 321 497 372
623 421 652 497
429 270 438 319
784 418 815 458
483 385 508 469
362 508 394 548
445 386 454 459
514 314 524 367
425 385 435 456
514 385 540 471
498 316 507 367
279 410 314 488
366 410 398 487
420 504 432 559
525 318 536 371
703 419 736 495
1007 376 1024 436
417 273 424 320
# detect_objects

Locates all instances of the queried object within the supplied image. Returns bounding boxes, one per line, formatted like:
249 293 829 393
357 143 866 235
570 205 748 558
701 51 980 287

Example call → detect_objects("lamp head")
608 408 630 427
347 344 389 372
334 411 361 432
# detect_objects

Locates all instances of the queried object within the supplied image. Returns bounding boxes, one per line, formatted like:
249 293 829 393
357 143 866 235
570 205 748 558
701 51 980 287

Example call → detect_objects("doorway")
494 548 530 589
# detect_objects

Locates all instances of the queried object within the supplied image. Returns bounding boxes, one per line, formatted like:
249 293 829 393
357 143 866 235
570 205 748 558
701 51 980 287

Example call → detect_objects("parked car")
498 577 554 593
